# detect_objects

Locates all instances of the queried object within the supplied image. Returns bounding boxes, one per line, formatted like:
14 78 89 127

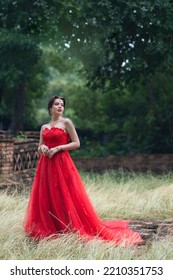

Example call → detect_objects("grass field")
0 170 173 260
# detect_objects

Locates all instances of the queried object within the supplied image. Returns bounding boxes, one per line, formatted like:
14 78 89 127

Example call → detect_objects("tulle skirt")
24 151 143 246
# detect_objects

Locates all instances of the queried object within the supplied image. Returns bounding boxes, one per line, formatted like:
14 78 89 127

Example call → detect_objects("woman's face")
50 98 65 116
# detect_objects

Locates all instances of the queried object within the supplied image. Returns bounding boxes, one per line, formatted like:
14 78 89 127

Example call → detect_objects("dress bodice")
42 127 70 148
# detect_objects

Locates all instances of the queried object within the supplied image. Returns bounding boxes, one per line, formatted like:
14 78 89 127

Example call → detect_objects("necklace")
50 119 62 127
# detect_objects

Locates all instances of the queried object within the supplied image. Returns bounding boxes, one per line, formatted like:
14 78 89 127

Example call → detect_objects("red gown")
24 127 143 246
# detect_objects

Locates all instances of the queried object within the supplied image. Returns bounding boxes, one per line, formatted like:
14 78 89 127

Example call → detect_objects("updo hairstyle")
47 96 66 115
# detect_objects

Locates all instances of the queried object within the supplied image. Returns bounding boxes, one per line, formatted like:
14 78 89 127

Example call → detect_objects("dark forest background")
1 0 173 157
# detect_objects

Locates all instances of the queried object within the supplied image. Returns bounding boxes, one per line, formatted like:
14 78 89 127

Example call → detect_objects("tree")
58 0 173 155
0 0 69 133
0 29 43 130
63 1 173 86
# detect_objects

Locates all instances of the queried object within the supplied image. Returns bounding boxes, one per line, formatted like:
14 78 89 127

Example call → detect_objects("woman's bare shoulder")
64 118 73 125
40 123 50 131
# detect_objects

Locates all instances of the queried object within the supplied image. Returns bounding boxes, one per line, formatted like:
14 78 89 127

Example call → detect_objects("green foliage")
0 29 41 88
1 0 173 155
65 69 173 156
0 27 47 131
66 0 173 89
0 0 55 132
16 131 27 139
123 71 173 153
62 0 173 155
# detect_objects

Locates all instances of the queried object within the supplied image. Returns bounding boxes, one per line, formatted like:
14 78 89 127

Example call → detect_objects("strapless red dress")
24 127 143 246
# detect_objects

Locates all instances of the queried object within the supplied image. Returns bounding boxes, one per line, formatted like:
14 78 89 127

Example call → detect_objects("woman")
24 96 143 246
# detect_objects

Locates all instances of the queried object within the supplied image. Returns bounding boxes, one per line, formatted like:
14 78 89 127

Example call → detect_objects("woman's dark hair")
47 96 66 115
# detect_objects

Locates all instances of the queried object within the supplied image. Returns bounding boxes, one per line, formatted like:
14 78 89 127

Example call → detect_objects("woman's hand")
39 144 49 156
47 147 61 158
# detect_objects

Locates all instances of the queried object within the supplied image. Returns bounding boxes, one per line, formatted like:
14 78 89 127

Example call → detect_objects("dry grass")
0 170 173 260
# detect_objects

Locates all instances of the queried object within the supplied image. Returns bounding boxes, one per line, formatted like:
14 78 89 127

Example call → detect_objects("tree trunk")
145 77 156 113
145 76 160 120
0 87 3 102
9 82 25 134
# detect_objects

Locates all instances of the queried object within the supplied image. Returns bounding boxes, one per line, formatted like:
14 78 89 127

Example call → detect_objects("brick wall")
0 131 39 185
73 154 173 173
0 131 14 175
1 129 173 187
14 139 39 171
